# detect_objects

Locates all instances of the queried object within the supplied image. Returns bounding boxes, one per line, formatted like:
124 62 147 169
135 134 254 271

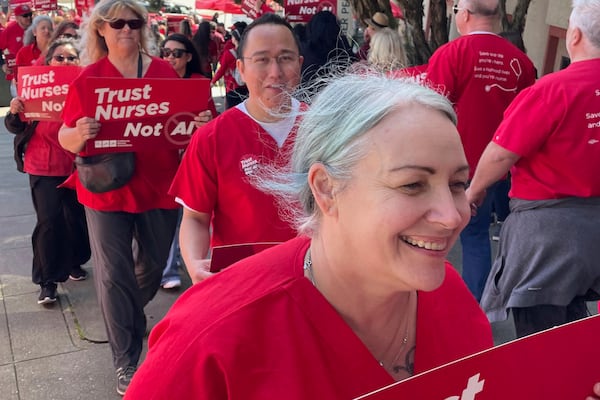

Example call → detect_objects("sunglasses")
53 54 79 62
108 18 145 30
21 12 33 18
60 33 79 39
161 48 188 58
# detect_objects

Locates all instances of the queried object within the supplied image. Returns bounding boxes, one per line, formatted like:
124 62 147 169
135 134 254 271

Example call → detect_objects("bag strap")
137 52 143 78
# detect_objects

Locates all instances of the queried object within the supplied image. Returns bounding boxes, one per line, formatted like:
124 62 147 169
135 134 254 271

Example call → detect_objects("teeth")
402 236 446 251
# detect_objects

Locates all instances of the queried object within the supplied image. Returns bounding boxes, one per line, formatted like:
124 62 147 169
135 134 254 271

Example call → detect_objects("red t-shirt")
169 107 298 247
14 42 41 84
25 121 75 176
494 58 600 200
126 236 493 400
0 21 26 81
426 33 536 177
61 56 180 213
211 47 239 92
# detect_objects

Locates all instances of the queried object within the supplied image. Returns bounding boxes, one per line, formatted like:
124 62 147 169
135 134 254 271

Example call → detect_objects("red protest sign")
285 0 336 23
356 314 600 400
33 0 57 10
83 77 210 154
18 65 82 122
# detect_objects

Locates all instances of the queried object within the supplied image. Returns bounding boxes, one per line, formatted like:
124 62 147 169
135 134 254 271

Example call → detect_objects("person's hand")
75 117 101 142
189 258 214 284
193 110 213 129
585 382 600 400
465 187 486 217
9 96 24 114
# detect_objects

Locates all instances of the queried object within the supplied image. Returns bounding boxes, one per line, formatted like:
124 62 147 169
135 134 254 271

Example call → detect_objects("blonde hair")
367 28 407 71
79 0 156 65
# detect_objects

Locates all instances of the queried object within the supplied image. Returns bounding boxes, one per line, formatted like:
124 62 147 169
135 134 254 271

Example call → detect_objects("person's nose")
427 188 467 229
265 57 283 76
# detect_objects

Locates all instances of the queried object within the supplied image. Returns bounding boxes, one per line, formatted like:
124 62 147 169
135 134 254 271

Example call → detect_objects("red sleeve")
211 49 234 83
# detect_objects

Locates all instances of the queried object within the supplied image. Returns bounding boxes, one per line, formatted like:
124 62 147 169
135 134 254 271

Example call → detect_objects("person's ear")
308 163 337 217
570 26 583 47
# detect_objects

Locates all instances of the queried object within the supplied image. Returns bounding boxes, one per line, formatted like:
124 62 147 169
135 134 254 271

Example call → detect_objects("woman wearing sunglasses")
57 0 182 396
5 38 90 306
158 33 217 291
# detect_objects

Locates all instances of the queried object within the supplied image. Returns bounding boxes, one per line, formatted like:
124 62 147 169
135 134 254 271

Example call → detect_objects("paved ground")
0 92 575 399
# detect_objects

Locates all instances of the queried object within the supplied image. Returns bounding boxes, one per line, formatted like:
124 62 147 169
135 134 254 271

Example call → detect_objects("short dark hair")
236 13 300 59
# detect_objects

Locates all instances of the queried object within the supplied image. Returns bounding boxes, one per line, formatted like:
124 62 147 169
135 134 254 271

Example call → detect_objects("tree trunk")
500 0 532 32
397 0 430 65
428 0 449 52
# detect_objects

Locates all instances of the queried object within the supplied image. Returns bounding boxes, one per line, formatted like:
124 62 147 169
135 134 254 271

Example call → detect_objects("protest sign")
18 65 81 121
355 314 600 400
284 0 352 34
82 77 209 154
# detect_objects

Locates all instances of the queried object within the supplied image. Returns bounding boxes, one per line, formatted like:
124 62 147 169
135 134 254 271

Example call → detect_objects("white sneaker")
161 279 181 290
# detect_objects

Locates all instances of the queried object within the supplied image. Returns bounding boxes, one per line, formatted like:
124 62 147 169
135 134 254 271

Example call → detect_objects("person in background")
159 32 216 289
57 0 180 395
125 72 494 399
15 15 53 82
299 10 355 102
210 27 246 109
191 20 214 79
357 11 388 60
5 37 90 305
367 27 407 72
467 0 600 338
169 13 303 284
50 20 79 42
0 3 32 97
425 0 536 302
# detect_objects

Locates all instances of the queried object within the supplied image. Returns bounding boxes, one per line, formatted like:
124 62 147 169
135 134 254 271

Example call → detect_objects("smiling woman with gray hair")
126 72 494 399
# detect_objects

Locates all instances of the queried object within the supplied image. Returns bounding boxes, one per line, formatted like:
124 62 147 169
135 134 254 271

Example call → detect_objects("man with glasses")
426 0 536 303
169 13 304 284
0 4 33 97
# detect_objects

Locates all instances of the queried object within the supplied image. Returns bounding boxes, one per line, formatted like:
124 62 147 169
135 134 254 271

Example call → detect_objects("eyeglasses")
242 53 299 69
60 33 79 39
107 18 145 30
452 4 473 14
53 54 79 62
21 13 33 18
161 48 188 58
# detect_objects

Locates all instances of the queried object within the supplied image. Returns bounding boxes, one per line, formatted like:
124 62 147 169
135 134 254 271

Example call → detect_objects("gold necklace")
303 249 413 374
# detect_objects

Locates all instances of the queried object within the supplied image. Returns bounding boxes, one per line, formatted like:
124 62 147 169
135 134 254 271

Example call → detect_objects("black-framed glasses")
452 4 473 15
53 54 79 62
21 12 33 18
107 18 145 30
60 33 79 39
161 48 188 58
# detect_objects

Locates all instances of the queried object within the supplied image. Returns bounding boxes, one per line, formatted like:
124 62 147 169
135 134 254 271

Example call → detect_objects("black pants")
29 175 90 285
85 207 178 370
512 297 589 338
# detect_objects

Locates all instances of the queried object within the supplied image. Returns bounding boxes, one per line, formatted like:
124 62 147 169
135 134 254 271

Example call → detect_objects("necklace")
303 249 413 374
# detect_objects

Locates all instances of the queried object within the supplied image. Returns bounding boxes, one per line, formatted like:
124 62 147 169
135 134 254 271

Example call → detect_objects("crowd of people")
2 0 600 398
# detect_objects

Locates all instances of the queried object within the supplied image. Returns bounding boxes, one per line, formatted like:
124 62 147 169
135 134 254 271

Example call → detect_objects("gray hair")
24 15 53 46
79 0 157 65
570 0 600 49
258 71 457 235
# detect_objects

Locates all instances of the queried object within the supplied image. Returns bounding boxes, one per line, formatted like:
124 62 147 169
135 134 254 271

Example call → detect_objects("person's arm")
4 96 27 134
466 141 520 208
179 207 214 283
58 117 101 154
